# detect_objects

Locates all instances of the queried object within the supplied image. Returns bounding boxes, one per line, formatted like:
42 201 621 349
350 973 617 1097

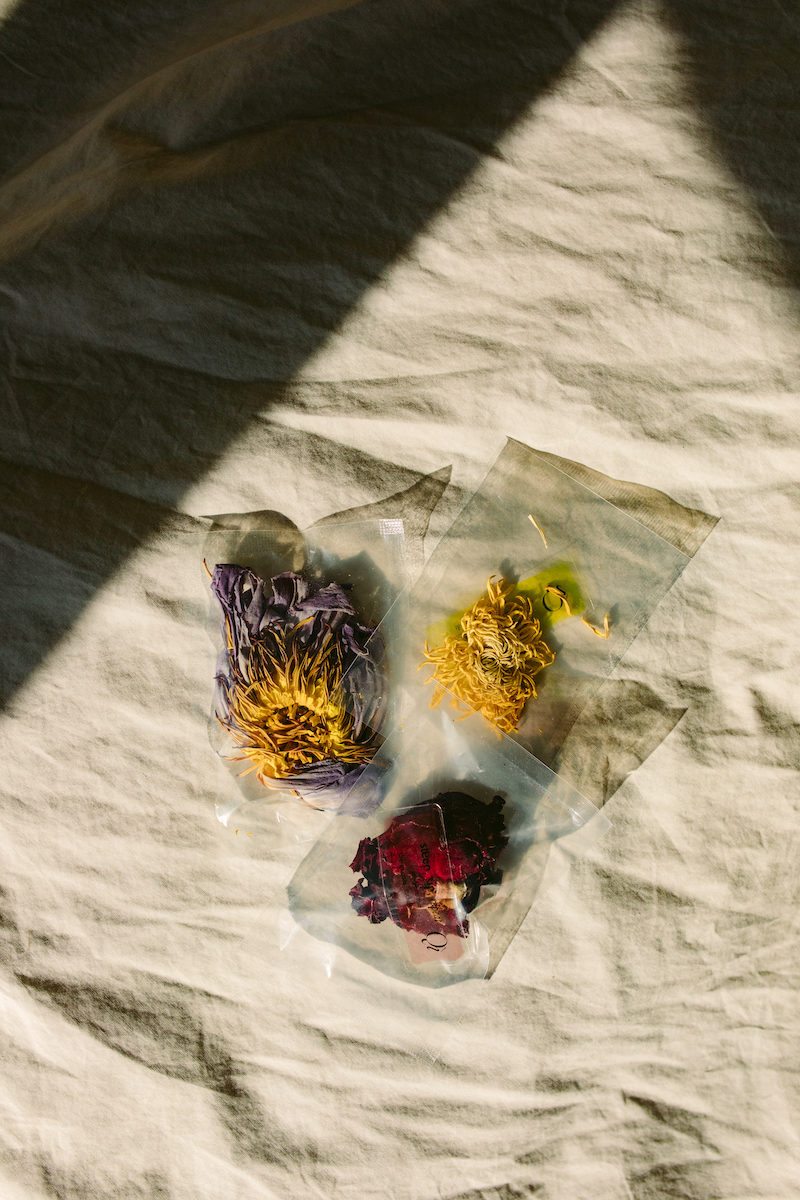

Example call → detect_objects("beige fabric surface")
1 1 799 1197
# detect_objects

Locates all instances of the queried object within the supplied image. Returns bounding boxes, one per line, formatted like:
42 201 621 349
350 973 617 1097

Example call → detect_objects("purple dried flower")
210 566 386 810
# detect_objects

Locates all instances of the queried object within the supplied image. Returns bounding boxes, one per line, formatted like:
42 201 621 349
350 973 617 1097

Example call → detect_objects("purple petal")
209 566 388 811
269 571 310 613
295 582 355 617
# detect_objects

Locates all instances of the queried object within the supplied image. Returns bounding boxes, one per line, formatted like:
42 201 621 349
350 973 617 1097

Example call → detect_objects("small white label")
404 929 465 963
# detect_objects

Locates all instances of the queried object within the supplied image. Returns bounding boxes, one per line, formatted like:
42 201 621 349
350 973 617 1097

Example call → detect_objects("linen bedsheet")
1 1 798 1197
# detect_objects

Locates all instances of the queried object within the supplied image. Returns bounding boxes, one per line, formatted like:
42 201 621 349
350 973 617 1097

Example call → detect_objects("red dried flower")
349 792 507 937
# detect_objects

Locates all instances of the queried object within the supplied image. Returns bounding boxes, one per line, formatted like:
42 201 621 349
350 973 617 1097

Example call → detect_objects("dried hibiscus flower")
349 792 507 937
210 565 386 808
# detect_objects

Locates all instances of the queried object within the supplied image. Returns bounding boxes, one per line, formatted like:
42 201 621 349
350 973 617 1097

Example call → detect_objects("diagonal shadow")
1 0 798 712
0 0 620 707
664 0 800 292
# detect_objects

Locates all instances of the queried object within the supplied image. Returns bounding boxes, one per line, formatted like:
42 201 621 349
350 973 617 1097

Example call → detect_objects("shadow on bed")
0 0 619 706
0 0 797 707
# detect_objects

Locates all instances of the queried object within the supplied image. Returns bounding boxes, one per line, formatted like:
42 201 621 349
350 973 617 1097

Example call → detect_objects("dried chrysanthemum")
421 575 555 733
349 792 507 937
210 566 386 809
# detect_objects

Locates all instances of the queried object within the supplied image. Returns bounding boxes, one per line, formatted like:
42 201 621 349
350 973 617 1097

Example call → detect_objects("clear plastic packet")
201 513 406 830
286 697 608 987
400 438 703 765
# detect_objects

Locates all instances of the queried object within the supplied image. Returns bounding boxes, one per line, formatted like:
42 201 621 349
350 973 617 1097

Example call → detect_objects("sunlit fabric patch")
422 575 555 733
211 566 385 808
349 792 507 937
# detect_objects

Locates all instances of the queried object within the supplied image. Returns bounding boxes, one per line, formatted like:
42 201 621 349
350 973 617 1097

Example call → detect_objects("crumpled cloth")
1 0 798 1197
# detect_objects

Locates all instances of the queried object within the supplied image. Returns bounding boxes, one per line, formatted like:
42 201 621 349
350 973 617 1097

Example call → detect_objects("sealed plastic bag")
203 513 405 824
403 438 703 764
286 697 608 987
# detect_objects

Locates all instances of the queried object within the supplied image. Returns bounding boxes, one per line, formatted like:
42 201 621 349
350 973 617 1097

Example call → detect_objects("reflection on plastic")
396 439 691 765
287 699 608 987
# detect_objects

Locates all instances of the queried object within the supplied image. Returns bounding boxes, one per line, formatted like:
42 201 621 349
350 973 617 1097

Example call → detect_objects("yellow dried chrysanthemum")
421 576 555 734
